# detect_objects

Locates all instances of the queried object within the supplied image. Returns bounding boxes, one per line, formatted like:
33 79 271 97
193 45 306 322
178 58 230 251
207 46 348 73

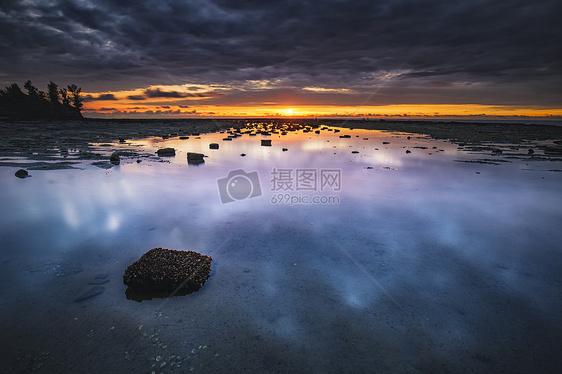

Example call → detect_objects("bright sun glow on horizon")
81 85 562 120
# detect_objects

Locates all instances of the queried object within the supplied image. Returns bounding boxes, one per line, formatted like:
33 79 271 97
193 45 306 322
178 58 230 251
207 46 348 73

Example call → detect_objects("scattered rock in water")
282 148 288 152
136 159 142 163
223 137 233 141
74 286 105 302
352 150 359 154
406 150 411 154
119 138 126 143
209 143 219 149
187 152 205 165
528 149 534 155
123 248 212 294
109 152 120 165
157 148 176 157
179 136 190 140
382 141 390 144
15 169 30 178
339 135 351 138
240 153 246 157
261 139 272 146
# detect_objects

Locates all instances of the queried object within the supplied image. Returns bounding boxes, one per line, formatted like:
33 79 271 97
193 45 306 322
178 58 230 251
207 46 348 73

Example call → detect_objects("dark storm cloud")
1 0 561 106
144 88 188 98
127 95 146 101
84 93 117 101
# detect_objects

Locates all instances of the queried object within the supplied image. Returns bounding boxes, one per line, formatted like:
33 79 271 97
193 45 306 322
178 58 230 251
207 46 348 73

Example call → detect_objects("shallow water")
1 126 561 373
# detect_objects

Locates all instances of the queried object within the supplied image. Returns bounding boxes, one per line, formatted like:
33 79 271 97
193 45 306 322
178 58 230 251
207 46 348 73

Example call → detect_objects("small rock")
209 143 219 149
261 139 272 146
527 149 534 155
351 150 359 154
405 150 411 154
109 152 120 164
282 148 288 152
119 138 126 143
240 153 246 157
187 152 205 165
15 169 30 178
157 148 176 157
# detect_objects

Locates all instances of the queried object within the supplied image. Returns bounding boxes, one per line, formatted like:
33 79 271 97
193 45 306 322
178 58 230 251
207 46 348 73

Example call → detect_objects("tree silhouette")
48 80 59 105
0 80 83 119
59 87 70 106
67 84 83 113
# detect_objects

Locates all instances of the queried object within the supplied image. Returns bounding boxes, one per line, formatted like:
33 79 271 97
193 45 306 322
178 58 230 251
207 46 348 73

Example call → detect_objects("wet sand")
1 118 561 167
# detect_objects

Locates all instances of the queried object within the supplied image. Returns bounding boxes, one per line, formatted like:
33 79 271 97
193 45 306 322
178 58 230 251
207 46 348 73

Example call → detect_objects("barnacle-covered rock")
123 248 212 293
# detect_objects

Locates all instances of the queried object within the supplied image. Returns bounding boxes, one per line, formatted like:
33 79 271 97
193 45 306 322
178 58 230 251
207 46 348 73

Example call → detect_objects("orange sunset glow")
81 85 562 120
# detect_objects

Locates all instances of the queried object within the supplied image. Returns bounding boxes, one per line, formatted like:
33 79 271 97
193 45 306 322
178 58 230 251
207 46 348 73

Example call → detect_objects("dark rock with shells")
123 248 212 293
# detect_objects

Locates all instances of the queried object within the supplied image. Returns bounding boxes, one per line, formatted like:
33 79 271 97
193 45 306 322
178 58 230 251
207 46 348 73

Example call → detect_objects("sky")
1 0 561 119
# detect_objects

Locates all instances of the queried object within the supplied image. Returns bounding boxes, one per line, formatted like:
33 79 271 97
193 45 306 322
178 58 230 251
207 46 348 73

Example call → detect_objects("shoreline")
1 118 561 168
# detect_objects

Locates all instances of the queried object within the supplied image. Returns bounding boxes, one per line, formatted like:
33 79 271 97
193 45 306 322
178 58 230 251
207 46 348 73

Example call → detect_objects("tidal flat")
0 119 561 373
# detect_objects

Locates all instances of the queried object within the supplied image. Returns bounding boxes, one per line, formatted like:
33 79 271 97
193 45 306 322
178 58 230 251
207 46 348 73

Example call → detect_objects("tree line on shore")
0 80 83 119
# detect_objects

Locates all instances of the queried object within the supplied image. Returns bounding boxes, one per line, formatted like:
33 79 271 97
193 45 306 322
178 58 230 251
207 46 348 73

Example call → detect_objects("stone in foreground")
123 248 212 292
